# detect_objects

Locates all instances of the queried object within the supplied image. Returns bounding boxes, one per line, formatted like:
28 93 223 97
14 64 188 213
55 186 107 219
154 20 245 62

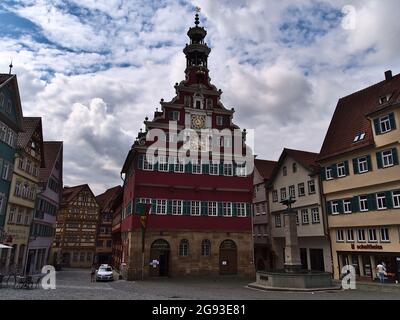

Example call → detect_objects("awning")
0 244 12 249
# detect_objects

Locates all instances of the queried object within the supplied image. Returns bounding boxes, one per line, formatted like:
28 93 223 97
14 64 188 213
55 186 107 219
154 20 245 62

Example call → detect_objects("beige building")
268 149 332 273
318 70 400 281
252 159 276 271
3 117 43 273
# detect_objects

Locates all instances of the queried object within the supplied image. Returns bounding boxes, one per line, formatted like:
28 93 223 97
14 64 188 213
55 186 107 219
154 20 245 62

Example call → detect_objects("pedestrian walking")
376 262 386 284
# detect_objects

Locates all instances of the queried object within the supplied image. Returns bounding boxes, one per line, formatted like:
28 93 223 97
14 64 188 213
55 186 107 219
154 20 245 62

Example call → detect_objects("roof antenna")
9 60 13 75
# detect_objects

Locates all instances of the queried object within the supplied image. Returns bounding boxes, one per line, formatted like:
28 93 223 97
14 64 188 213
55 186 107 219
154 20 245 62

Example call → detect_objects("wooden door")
219 240 237 275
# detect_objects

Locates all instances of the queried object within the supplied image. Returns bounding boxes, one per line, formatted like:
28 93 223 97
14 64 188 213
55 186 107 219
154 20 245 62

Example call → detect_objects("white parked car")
96 265 114 281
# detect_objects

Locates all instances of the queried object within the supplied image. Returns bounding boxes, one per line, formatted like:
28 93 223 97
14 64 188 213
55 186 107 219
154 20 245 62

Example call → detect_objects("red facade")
119 14 254 279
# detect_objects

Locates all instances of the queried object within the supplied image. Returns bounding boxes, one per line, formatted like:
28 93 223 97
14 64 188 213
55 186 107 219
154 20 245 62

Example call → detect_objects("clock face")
191 115 206 129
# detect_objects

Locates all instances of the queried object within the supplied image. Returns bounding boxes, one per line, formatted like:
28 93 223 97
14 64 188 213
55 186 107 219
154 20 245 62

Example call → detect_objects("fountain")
249 196 340 291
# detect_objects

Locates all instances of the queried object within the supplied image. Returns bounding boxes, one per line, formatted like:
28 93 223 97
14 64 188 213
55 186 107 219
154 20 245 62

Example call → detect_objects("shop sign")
351 244 383 250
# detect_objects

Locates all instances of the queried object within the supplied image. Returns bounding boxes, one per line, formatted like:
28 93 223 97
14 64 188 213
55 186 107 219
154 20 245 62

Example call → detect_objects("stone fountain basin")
249 270 341 292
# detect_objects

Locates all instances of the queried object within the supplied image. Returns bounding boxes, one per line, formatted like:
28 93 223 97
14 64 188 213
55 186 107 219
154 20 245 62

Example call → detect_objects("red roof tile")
0 74 13 86
268 148 319 186
17 117 42 148
254 159 277 180
96 186 122 210
39 141 63 183
318 72 400 161
62 184 97 205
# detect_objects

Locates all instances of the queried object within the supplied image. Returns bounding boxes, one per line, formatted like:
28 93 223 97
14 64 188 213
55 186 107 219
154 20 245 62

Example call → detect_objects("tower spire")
9 60 13 75
194 7 201 26
183 9 211 84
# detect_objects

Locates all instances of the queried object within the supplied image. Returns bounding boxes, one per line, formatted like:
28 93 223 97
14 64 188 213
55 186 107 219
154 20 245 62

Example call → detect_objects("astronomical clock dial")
191 115 206 129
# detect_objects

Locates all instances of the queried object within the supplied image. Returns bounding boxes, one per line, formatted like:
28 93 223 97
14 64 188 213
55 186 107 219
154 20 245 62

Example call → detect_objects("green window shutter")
218 202 223 216
344 161 350 176
201 202 208 216
351 196 360 212
320 168 326 181
367 155 372 171
153 159 159 171
169 161 174 172
389 113 396 130
183 201 190 215
202 162 209 174
233 162 238 176
167 200 172 215
134 198 140 213
386 191 393 209
338 200 344 214
219 162 224 176
326 201 332 215
232 203 237 217
185 161 192 174
138 155 144 170
374 118 381 135
376 152 383 169
367 194 377 211
352 158 359 174
151 199 157 214
246 203 252 217
331 164 338 178
392 148 399 165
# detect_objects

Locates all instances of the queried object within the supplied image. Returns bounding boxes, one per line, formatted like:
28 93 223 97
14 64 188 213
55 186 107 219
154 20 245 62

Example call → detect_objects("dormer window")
379 94 391 105
353 132 366 143
374 113 396 135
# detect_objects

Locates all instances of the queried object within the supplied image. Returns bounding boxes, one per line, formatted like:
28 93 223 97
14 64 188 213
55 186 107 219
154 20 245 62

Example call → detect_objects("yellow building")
318 71 400 281
4 117 44 273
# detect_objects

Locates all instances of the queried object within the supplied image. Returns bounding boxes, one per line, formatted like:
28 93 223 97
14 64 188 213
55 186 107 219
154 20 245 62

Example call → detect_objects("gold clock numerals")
191 115 206 129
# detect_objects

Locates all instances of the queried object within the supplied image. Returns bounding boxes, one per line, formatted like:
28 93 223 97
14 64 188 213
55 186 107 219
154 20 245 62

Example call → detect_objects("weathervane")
194 6 201 26
195 6 201 13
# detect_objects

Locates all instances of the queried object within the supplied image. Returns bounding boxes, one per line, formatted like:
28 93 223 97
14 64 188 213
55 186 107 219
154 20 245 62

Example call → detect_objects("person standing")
90 265 96 282
376 262 386 284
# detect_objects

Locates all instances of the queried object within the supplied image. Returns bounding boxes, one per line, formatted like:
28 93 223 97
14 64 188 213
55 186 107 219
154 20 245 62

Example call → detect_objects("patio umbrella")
0 244 12 249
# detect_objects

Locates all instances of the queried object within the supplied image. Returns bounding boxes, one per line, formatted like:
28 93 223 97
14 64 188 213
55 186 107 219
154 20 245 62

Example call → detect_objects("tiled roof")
285 148 319 172
254 159 277 180
318 72 400 161
39 141 62 183
62 184 88 204
17 117 41 148
0 74 13 86
96 186 122 210
267 148 319 187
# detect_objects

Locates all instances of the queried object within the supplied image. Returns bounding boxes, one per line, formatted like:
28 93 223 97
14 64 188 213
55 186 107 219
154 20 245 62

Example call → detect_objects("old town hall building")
120 14 254 280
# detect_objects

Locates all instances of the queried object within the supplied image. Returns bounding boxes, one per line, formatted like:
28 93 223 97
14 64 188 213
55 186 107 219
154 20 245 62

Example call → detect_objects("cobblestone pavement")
0 269 399 300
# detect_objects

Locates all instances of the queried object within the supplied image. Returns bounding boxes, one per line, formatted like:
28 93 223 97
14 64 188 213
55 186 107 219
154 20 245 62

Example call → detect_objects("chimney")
385 70 393 81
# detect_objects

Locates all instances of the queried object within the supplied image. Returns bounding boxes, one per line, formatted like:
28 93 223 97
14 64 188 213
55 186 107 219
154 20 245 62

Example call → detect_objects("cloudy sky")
0 0 399 194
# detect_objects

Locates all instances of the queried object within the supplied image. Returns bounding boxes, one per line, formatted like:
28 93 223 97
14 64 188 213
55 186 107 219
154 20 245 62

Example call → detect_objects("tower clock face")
191 115 206 129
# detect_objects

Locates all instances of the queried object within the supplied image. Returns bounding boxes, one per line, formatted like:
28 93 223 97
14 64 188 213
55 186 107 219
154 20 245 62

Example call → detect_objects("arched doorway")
150 239 170 277
219 240 237 275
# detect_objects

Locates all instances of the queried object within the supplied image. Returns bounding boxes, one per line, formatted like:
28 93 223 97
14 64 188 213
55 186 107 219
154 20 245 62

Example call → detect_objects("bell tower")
183 11 211 85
